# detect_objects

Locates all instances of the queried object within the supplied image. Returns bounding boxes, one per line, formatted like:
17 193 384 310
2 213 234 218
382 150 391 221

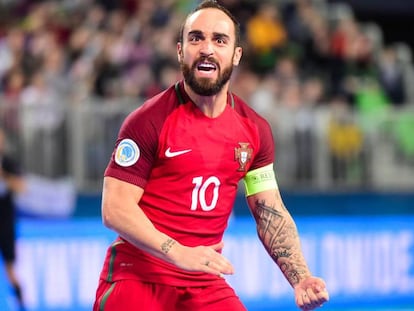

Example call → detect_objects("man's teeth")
198 63 216 71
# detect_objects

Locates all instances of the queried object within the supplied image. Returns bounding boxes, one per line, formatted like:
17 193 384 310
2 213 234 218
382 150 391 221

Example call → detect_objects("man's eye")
190 36 201 42
215 37 228 45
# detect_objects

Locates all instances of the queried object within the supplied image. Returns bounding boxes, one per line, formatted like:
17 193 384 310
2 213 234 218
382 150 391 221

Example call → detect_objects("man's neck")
183 83 229 118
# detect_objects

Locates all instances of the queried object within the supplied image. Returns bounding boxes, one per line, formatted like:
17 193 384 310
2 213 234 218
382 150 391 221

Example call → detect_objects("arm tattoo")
161 238 176 254
253 199 310 286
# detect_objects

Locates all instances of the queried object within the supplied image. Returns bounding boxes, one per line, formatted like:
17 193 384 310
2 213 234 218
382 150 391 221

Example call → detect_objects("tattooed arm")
246 188 329 310
246 188 311 286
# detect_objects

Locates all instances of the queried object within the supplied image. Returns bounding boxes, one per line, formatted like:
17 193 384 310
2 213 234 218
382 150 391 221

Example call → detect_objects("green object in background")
355 80 390 132
355 88 388 113
394 114 414 159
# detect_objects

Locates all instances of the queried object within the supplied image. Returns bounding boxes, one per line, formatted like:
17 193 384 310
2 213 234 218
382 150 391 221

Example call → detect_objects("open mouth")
196 61 217 73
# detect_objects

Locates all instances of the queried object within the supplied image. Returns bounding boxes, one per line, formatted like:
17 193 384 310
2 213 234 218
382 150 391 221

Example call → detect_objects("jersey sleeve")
250 117 275 171
104 86 178 189
104 106 159 189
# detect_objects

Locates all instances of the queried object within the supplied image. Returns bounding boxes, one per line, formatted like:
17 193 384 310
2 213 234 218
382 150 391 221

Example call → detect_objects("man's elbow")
101 202 117 230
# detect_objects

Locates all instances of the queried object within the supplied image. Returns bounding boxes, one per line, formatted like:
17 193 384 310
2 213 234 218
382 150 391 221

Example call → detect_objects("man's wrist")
161 238 177 254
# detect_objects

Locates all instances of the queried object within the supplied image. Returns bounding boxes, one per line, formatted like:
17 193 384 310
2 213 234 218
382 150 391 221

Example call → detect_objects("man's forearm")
252 198 311 287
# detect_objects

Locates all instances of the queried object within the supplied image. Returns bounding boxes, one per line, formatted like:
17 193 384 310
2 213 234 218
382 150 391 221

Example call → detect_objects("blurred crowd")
0 0 413 188
0 0 410 104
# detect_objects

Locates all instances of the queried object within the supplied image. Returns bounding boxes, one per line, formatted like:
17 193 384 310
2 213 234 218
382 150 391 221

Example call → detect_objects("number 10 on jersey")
191 176 221 211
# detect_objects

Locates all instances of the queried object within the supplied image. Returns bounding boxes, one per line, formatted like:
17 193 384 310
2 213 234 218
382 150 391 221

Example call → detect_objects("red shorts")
93 279 247 311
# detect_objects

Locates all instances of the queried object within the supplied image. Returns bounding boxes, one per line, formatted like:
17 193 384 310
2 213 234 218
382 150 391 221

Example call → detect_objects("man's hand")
294 276 329 310
167 241 234 277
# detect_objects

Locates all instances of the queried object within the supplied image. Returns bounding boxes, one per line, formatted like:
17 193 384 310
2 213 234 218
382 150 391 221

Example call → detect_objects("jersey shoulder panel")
232 93 275 170
125 85 180 130
105 85 181 187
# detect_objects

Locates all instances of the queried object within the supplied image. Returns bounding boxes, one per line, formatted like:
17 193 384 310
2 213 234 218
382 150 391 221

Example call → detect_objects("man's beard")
180 58 233 96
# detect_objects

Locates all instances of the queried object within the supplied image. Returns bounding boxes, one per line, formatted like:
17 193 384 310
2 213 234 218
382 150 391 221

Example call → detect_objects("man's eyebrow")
188 30 204 38
212 32 230 41
187 30 230 41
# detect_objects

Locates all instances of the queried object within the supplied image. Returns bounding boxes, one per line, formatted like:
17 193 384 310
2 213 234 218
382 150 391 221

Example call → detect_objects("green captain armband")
243 163 278 196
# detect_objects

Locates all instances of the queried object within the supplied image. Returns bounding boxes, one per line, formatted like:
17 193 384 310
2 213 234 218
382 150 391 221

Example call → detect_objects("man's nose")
199 40 214 57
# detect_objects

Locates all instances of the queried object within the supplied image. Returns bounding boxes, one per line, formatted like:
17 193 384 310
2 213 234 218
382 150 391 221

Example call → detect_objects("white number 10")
191 176 221 211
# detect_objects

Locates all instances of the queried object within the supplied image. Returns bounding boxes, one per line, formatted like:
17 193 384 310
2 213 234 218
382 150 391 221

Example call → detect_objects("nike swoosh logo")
165 147 192 158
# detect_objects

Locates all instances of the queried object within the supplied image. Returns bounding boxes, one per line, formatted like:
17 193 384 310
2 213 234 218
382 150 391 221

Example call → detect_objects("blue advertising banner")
1 216 413 311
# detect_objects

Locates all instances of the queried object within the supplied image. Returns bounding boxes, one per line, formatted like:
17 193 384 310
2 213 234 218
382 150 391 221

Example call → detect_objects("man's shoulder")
122 84 180 129
127 87 178 117
138 84 178 114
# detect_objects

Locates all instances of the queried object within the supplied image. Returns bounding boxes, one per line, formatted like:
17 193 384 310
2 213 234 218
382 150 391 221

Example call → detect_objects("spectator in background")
273 55 300 91
0 69 26 153
246 2 287 74
20 70 66 177
293 76 325 182
0 27 26 85
281 0 331 76
249 73 279 116
327 96 365 184
330 16 377 100
0 127 26 310
329 17 362 95
297 4 332 84
2 69 26 103
229 65 260 103
282 0 314 47
377 45 406 106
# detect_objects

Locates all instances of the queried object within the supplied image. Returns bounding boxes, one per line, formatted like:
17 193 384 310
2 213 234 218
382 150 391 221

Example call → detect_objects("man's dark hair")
179 0 241 47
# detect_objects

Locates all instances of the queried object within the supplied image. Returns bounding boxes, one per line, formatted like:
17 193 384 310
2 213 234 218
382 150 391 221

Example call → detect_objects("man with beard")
93 1 329 311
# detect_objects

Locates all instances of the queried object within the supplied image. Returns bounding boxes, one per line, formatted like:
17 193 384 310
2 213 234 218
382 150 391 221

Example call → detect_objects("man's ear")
177 42 183 62
233 47 243 66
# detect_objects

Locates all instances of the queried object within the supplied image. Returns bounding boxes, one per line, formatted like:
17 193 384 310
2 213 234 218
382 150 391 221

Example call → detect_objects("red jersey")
99 81 274 286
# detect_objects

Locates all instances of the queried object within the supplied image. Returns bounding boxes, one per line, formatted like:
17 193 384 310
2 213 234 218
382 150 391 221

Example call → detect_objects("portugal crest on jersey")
235 142 252 172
